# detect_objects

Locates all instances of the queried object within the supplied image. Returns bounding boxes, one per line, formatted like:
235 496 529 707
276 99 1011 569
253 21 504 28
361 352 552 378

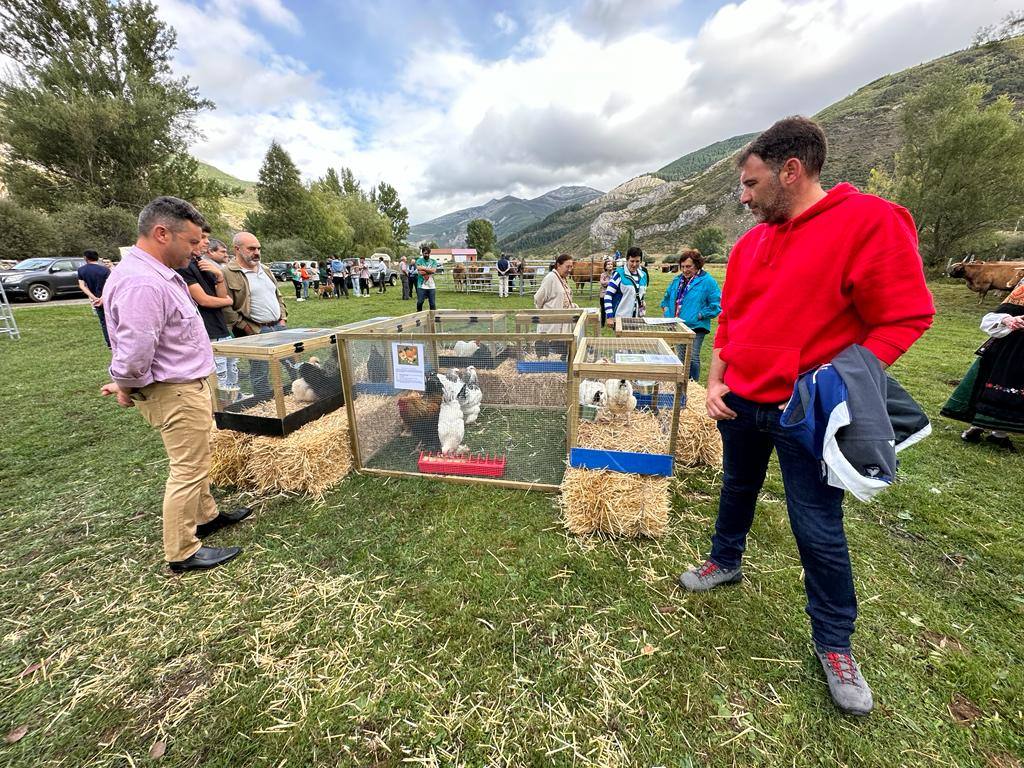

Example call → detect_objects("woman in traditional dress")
942 275 1024 451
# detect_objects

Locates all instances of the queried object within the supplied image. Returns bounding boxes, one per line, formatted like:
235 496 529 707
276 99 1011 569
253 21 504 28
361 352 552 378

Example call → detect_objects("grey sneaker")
678 559 743 592
815 648 874 715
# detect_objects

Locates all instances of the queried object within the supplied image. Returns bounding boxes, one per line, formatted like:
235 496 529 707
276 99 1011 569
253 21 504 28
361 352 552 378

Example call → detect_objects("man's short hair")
626 246 644 260
137 196 207 237
83 249 99 262
738 116 827 177
420 245 431 254
208 238 226 252
201 223 212 234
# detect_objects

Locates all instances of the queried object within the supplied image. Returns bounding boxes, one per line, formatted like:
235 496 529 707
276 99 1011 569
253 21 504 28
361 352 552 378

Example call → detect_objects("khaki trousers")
132 379 218 562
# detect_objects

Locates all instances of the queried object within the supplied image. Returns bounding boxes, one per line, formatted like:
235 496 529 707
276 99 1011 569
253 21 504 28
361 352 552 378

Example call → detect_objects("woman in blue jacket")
659 248 721 381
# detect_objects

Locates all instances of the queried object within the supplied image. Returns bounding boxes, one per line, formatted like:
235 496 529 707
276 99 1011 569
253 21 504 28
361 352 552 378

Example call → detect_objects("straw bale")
560 467 670 538
675 381 723 469
241 409 352 500
576 409 670 454
353 394 402 463
475 358 564 407
209 427 255 487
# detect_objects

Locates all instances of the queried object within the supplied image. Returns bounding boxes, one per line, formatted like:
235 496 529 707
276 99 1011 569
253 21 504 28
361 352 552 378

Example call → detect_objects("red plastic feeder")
417 451 507 478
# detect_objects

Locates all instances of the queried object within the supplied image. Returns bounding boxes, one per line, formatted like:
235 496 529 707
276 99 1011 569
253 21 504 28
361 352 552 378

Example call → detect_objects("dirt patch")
949 693 984 726
919 630 968 654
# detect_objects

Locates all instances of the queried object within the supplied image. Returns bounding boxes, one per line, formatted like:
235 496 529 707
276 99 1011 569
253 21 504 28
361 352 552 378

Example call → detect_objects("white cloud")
167 0 1020 223
494 11 518 35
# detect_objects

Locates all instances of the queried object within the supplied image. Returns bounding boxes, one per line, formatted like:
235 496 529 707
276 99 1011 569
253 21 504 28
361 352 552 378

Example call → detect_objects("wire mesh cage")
613 316 696 380
211 328 344 437
338 309 592 490
569 337 688 469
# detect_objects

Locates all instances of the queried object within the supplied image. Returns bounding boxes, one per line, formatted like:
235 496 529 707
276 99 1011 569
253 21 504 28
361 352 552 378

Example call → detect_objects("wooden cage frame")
335 308 595 492
569 336 688 456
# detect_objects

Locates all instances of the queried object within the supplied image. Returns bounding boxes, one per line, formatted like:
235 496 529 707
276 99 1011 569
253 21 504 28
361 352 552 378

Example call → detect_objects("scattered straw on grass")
560 467 671 538
676 381 722 469
240 409 352 500
576 409 670 454
209 427 255 487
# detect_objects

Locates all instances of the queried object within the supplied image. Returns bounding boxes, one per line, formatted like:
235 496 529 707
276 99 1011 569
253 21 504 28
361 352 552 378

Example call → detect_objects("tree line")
0 0 411 264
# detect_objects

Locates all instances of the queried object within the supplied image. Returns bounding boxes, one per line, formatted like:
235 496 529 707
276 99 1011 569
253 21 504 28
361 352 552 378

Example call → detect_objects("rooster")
437 372 467 455
397 371 443 448
460 365 483 424
604 378 636 417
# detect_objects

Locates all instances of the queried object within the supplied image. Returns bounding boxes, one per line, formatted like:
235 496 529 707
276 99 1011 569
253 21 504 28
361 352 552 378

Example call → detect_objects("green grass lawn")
1 270 1022 767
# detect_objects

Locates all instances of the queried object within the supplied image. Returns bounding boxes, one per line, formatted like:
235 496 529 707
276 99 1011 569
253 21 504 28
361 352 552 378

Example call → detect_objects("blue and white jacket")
780 345 931 502
603 266 649 319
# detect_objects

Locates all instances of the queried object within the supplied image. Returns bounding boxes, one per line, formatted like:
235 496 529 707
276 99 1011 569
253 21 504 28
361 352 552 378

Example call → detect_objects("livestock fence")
431 256 608 297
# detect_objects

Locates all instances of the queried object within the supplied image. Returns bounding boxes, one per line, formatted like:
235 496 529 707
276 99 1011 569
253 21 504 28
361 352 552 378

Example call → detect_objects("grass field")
1 268 1022 767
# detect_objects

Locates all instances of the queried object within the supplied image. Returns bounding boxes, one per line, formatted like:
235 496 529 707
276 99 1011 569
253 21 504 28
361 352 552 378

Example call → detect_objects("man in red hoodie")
677 117 935 716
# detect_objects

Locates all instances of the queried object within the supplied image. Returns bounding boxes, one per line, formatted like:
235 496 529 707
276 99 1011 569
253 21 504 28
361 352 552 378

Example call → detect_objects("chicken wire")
211 340 344 437
342 334 569 488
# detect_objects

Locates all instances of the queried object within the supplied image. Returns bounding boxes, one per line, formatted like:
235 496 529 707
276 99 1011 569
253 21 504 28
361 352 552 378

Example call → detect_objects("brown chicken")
397 371 443 449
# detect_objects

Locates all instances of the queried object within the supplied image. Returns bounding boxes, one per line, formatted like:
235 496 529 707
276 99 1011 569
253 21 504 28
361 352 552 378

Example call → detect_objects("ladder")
0 280 21 340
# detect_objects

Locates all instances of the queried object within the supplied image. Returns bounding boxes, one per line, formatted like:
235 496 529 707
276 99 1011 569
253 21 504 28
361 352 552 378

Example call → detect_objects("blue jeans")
678 330 707 382
710 392 856 651
416 286 436 311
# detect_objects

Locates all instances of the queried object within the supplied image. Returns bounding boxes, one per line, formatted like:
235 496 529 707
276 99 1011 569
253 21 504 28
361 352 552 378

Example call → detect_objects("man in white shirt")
222 232 287 337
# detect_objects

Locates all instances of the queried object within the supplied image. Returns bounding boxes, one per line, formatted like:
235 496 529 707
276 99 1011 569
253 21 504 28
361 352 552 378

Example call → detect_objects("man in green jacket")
222 232 288 337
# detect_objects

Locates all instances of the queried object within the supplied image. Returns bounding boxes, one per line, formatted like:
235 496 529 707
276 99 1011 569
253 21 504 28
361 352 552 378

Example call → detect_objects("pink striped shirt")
105 246 214 388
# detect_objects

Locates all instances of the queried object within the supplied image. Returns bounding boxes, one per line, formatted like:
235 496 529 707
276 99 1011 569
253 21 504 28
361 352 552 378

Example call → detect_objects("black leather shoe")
195 507 253 539
168 545 242 573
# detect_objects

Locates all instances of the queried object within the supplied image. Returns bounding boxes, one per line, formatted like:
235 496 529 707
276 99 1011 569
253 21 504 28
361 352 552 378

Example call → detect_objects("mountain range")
408 186 604 246
199 36 1024 254
500 36 1024 256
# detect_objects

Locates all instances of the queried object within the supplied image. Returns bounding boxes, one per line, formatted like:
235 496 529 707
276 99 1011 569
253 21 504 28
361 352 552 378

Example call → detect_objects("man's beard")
748 179 791 224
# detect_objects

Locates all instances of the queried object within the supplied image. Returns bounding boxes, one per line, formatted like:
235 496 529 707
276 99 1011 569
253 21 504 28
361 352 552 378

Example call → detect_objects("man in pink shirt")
101 197 250 573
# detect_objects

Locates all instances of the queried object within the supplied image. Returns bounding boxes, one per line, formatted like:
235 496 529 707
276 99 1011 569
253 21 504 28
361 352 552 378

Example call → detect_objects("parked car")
367 257 397 286
0 257 87 302
269 261 292 282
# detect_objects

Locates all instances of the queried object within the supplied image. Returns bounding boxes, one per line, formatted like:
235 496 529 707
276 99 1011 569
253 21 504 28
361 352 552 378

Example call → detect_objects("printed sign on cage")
392 342 426 391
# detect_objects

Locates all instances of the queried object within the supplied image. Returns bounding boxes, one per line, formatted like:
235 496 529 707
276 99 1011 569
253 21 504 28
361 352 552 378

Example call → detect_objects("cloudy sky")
157 0 1016 223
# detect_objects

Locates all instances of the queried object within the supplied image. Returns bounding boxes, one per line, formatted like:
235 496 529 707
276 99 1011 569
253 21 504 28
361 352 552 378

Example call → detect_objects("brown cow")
948 259 1024 303
571 260 604 284
452 263 467 292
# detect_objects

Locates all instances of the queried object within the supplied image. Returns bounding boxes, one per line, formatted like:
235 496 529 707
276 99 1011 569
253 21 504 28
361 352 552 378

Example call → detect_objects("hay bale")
209 427 255 487
560 467 670 538
676 381 723 468
240 409 352 500
475 358 564 407
353 394 402 463
576 409 670 454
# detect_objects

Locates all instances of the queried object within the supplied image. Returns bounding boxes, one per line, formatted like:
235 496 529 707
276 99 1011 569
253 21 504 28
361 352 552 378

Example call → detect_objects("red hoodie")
714 183 935 403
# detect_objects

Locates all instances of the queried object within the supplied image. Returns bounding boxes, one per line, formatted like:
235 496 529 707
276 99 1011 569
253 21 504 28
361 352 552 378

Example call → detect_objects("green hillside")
507 36 1024 257
196 160 259 229
654 132 758 181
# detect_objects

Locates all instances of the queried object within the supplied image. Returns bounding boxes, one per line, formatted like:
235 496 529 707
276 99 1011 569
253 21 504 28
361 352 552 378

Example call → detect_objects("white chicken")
604 378 637 417
578 379 607 407
460 365 483 424
452 340 481 357
437 372 467 455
